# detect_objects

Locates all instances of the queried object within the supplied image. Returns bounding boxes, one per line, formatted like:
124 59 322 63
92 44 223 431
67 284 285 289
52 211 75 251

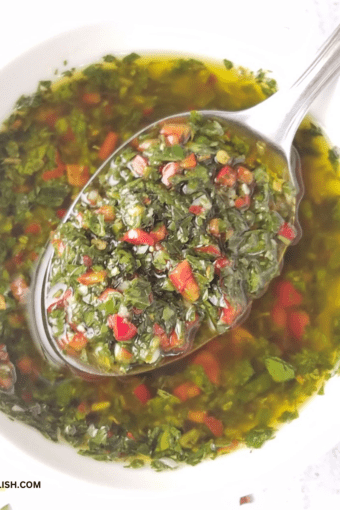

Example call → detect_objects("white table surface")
0 0 340 508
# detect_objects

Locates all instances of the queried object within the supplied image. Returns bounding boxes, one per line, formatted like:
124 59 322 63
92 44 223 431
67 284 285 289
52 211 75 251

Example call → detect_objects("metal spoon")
28 24 340 378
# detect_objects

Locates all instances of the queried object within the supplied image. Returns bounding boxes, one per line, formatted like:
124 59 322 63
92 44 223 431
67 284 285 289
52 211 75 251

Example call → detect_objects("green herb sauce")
0 54 339 470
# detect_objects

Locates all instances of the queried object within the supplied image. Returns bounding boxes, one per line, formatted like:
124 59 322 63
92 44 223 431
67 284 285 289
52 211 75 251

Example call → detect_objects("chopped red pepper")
275 280 302 308
167 330 186 352
187 410 207 423
149 224 168 242
173 381 201 402
271 304 287 329
169 260 200 302
153 324 184 352
208 218 221 237
98 288 120 301
214 257 232 275
203 415 224 437
160 123 191 143
287 310 310 340
131 154 148 176
82 92 101 104
161 161 181 186
24 222 42 235
67 332 88 352
195 245 222 257
137 139 158 151
234 195 251 209
133 383 151 404
215 165 237 186
191 350 220 385
77 270 107 285
121 228 155 246
42 151 65 181
37 107 59 128
220 299 241 326
142 106 154 117
82 255 93 267
56 209 67 219
66 164 90 187
237 166 254 184
98 131 118 161
277 222 297 243
51 238 66 257
180 153 197 169
95 205 115 221
115 346 133 363
189 205 204 215
108 314 138 341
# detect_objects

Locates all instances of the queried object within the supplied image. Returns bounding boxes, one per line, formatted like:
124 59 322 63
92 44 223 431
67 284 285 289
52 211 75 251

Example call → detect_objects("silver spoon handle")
241 24 340 153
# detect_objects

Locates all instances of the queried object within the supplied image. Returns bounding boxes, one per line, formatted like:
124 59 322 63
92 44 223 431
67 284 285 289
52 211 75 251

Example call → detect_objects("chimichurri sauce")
48 113 296 374
0 54 340 470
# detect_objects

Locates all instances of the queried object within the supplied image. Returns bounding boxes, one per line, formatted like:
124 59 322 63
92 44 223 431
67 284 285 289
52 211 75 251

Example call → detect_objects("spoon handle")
241 24 340 154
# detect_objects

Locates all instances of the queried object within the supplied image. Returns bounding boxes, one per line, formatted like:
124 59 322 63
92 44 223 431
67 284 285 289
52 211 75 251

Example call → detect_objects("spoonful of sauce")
28 25 340 377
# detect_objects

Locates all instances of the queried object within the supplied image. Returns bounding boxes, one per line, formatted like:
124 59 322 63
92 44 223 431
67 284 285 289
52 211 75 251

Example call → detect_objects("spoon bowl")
28 24 340 377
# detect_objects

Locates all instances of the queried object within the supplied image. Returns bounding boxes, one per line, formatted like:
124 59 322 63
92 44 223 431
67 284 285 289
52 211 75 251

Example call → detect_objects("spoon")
28 24 340 378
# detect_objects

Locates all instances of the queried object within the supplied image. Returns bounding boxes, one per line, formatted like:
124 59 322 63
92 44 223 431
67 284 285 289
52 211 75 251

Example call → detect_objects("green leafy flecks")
265 357 295 383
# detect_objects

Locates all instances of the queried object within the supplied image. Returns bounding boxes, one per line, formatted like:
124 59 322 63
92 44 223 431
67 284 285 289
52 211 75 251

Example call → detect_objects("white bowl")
1 22 340 496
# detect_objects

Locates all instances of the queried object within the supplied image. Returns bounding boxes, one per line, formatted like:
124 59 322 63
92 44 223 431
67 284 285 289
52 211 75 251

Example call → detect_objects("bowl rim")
1 21 340 494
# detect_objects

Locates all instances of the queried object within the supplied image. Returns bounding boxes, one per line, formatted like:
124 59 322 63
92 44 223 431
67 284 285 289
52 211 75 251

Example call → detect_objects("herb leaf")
265 356 295 382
